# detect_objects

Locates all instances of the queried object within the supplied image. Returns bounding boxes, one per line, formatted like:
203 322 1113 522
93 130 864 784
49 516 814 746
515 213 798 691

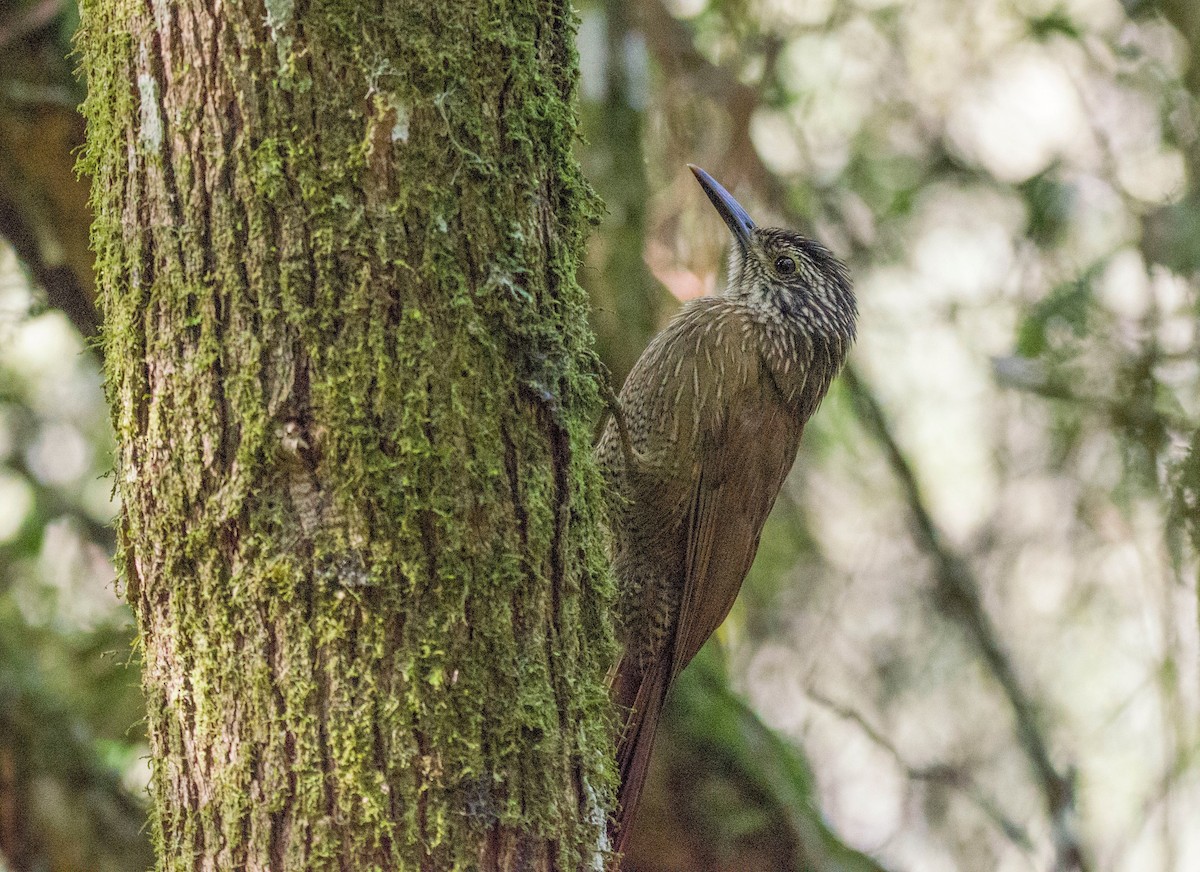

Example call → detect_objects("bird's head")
689 165 856 343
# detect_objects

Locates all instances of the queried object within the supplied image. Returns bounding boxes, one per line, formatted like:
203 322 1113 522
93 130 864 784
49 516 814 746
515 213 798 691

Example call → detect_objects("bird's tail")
609 654 671 863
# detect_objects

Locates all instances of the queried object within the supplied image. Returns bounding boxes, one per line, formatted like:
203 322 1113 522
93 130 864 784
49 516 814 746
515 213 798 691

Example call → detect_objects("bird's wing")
602 298 805 680
670 382 802 681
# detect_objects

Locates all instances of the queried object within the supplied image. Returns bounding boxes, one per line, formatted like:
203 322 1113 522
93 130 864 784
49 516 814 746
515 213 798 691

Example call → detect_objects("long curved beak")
688 164 755 250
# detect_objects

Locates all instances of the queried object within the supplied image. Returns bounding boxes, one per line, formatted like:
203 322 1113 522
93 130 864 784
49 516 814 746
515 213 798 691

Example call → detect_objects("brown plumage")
597 166 857 860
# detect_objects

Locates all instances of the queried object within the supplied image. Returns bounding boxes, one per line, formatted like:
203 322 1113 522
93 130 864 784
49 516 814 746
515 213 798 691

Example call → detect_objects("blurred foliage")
1 243 147 870
0 0 95 341
627 648 888 872
2 0 1200 869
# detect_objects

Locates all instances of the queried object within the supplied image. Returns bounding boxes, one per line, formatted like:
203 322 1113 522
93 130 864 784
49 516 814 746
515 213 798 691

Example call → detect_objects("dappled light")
1 0 1198 869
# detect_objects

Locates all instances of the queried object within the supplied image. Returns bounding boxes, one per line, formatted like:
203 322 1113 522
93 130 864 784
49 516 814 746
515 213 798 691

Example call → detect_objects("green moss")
78 0 615 868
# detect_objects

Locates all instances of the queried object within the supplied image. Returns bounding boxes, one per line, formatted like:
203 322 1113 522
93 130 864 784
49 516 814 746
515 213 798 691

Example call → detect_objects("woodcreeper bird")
597 166 857 857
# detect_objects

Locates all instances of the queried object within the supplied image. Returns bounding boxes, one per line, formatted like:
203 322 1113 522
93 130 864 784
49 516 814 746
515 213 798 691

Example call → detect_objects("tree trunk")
77 1 615 869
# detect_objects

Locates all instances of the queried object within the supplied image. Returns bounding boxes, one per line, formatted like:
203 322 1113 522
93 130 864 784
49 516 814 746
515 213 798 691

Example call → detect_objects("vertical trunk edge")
78 0 617 869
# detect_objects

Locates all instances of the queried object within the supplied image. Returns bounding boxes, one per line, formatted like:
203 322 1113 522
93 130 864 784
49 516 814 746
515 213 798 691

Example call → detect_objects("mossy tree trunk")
77 1 615 869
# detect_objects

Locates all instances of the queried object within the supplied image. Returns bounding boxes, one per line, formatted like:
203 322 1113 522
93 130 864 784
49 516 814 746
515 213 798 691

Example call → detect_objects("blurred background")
1 0 1199 870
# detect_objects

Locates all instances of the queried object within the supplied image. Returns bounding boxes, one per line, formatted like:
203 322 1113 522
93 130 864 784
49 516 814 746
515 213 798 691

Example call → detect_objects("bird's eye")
774 256 797 276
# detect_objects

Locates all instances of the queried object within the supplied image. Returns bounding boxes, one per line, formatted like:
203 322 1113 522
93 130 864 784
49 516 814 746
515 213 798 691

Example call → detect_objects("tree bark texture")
77 1 615 869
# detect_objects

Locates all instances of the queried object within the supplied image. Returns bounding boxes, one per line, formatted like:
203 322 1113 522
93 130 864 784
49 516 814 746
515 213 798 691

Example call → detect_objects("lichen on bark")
77 0 616 868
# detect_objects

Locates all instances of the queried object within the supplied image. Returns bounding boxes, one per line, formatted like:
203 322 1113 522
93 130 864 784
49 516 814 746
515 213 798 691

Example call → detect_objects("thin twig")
806 688 1036 854
0 200 101 348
